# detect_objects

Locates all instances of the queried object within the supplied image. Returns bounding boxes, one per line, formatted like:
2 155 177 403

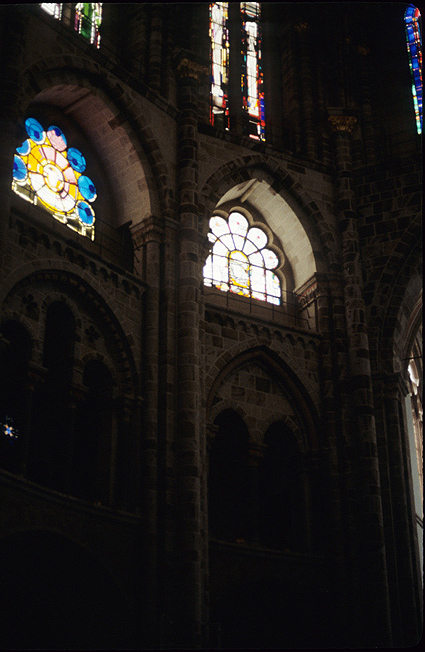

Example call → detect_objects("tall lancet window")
405 5 423 134
210 2 230 131
240 2 265 140
209 2 265 140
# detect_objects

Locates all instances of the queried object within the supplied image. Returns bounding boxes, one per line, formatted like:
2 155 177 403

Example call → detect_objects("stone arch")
206 344 319 451
14 58 174 230
0 263 138 398
200 155 339 287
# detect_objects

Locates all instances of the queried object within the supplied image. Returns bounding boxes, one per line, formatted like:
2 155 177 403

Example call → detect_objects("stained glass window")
405 5 423 134
210 2 230 131
12 117 97 240
240 2 265 140
75 3 102 48
209 2 265 140
203 212 281 305
40 3 102 48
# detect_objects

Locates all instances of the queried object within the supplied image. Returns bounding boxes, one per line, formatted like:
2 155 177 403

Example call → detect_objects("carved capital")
295 21 309 33
357 44 370 56
328 115 357 134
176 58 209 81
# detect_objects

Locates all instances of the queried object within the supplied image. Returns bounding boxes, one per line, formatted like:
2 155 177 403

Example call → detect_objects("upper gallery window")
203 211 281 305
405 5 423 134
12 117 97 240
40 3 102 48
209 2 265 141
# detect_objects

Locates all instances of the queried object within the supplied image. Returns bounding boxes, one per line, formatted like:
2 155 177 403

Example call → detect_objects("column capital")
328 114 357 134
130 216 164 247
176 57 209 81
294 21 309 33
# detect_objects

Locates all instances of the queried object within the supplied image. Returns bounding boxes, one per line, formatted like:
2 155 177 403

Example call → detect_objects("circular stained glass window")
68 147 86 173
25 117 45 144
12 118 97 239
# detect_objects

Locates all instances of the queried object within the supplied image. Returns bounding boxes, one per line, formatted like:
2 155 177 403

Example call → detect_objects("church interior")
0 3 422 649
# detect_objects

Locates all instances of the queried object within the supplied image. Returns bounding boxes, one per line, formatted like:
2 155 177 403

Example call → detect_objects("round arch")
0 262 139 397
15 57 174 226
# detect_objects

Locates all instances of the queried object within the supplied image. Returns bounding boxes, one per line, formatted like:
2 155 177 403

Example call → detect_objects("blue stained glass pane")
77 201 95 225
68 147 86 172
25 117 45 144
78 175 97 201
16 139 31 156
13 155 27 181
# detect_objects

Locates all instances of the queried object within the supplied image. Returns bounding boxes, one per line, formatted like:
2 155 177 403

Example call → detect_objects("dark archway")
0 530 136 649
72 359 114 502
0 320 32 474
209 409 251 541
28 301 75 492
258 420 303 551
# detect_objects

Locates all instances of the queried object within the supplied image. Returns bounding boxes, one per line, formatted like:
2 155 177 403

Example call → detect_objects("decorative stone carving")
328 115 357 133
176 58 209 81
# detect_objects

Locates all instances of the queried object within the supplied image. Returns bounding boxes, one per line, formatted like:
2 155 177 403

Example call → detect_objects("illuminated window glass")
405 5 423 134
203 212 281 305
240 2 265 140
210 2 230 130
75 3 102 48
209 2 265 140
12 117 97 240
40 3 62 19
40 3 102 49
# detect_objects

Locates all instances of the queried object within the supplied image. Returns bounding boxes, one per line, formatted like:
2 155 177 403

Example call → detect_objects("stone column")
356 45 376 165
373 373 422 646
139 216 162 642
174 55 208 648
295 22 317 159
328 113 392 647
148 5 163 92
0 6 27 261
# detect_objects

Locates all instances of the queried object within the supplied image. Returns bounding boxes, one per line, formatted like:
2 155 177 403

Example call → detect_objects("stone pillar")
296 22 317 159
0 6 27 261
356 45 376 165
314 275 352 642
174 55 208 648
148 5 163 93
139 216 162 642
328 113 392 647
373 373 422 646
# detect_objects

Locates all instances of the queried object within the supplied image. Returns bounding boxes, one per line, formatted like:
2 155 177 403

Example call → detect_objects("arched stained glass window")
209 2 265 140
405 5 423 134
12 117 97 240
40 3 102 48
203 212 281 305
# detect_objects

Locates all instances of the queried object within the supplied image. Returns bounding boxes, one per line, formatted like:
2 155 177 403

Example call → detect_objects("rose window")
12 117 97 239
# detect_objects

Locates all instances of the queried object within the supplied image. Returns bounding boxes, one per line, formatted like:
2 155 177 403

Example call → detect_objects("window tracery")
12 117 97 240
405 5 422 134
203 211 281 305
